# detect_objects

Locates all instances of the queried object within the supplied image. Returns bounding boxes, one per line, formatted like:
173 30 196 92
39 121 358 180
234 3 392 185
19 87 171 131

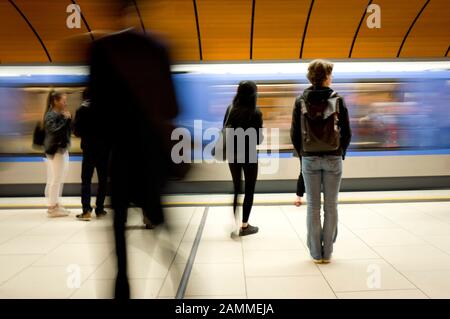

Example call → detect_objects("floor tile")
336 289 428 299
331 238 380 260
246 276 336 299
244 250 321 277
318 259 415 292
0 235 69 255
0 255 42 283
33 243 113 266
353 228 426 247
373 245 450 271
402 270 450 298
185 263 246 297
0 265 96 298
91 252 171 280
179 240 242 264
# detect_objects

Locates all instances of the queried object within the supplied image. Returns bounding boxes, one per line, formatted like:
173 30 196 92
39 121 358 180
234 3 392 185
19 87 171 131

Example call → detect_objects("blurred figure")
291 60 351 264
73 88 109 221
44 91 72 217
88 0 181 299
225 81 263 237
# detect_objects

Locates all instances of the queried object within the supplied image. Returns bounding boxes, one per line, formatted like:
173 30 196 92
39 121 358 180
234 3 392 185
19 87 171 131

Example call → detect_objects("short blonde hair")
307 59 334 86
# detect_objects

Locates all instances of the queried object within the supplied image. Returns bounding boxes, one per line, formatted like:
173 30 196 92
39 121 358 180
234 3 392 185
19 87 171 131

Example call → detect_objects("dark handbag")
212 105 233 161
32 121 45 149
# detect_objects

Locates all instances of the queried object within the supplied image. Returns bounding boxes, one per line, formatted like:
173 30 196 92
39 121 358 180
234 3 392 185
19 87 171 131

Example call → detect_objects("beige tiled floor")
0 193 449 299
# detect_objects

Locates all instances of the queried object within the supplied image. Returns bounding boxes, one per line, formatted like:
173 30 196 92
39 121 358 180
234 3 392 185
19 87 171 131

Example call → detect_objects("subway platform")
0 190 449 299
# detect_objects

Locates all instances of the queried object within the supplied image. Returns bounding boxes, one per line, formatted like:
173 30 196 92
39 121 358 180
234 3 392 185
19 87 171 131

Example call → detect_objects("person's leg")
94 149 110 214
242 163 258 224
302 157 323 261
59 150 69 201
45 154 56 207
49 151 65 207
113 202 129 299
322 156 342 261
228 163 242 216
81 150 95 213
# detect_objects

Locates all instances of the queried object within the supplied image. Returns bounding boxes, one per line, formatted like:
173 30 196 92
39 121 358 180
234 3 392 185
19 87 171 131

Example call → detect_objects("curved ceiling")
0 0 448 64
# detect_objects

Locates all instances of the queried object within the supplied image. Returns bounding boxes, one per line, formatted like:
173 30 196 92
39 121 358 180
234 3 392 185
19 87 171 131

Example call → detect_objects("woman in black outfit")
224 81 263 236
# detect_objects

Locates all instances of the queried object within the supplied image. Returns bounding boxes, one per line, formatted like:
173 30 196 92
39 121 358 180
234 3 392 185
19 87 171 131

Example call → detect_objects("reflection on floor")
0 191 449 299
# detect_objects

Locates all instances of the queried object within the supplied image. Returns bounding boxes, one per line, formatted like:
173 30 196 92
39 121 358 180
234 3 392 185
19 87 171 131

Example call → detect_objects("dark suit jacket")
88 29 179 222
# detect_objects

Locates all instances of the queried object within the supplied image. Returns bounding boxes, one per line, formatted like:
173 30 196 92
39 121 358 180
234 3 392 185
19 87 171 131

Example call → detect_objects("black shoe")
145 223 155 229
95 210 107 217
239 224 259 236
143 215 155 229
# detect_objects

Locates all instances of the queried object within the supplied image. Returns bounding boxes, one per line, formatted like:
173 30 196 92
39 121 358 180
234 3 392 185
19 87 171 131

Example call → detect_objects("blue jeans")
302 156 342 260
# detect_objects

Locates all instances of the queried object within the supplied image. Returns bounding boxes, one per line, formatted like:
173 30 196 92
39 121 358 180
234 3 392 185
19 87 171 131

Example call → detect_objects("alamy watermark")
367 4 381 29
66 264 81 289
171 121 280 174
66 4 81 29
367 264 382 289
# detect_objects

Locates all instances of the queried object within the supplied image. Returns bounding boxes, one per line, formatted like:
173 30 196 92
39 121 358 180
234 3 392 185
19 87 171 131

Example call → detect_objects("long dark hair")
232 81 257 110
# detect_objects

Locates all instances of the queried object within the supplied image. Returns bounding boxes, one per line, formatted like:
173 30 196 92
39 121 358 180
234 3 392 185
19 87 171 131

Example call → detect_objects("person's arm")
256 109 264 145
290 97 303 155
45 112 69 134
338 97 352 160
72 107 84 138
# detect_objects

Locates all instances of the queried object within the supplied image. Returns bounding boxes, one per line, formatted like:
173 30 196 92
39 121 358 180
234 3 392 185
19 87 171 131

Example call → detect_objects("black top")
44 110 72 155
73 99 108 152
290 86 352 159
223 104 264 163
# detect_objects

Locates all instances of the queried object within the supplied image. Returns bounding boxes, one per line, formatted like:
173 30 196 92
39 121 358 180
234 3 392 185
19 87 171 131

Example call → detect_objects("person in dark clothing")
73 88 109 221
44 91 72 218
291 59 352 264
88 9 181 298
224 81 264 237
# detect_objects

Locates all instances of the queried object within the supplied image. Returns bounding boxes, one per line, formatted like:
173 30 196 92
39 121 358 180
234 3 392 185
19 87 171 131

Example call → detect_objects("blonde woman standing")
44 91 72 217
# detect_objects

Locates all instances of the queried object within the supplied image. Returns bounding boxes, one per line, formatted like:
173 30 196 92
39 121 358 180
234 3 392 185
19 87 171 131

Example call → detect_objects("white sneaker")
58 205 71 214
47 206 69 218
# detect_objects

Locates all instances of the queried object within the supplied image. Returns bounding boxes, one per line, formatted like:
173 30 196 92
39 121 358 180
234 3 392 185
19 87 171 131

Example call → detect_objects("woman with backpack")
224 81 264 236
44 91 72 217
291 60 352 263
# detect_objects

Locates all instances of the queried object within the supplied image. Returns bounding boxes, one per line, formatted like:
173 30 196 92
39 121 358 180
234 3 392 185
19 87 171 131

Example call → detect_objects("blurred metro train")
0 61 449 196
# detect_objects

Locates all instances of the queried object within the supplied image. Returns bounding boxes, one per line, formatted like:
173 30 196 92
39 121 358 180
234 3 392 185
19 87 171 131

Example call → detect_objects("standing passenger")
73 88 109 221
291 60 352 264
226 81 263 236
44 91 72 217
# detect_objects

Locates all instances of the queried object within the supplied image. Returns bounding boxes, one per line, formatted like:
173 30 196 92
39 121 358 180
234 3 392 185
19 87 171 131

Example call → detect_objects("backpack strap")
299 97 310 144
324 90 340 118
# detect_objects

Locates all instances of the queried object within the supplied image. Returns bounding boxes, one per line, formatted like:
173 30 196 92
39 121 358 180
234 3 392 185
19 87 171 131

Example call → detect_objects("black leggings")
229 163 258 223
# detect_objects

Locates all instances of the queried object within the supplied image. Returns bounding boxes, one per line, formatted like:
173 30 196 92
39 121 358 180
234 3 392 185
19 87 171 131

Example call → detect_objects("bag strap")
299 98 310 144
223 104 233 127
